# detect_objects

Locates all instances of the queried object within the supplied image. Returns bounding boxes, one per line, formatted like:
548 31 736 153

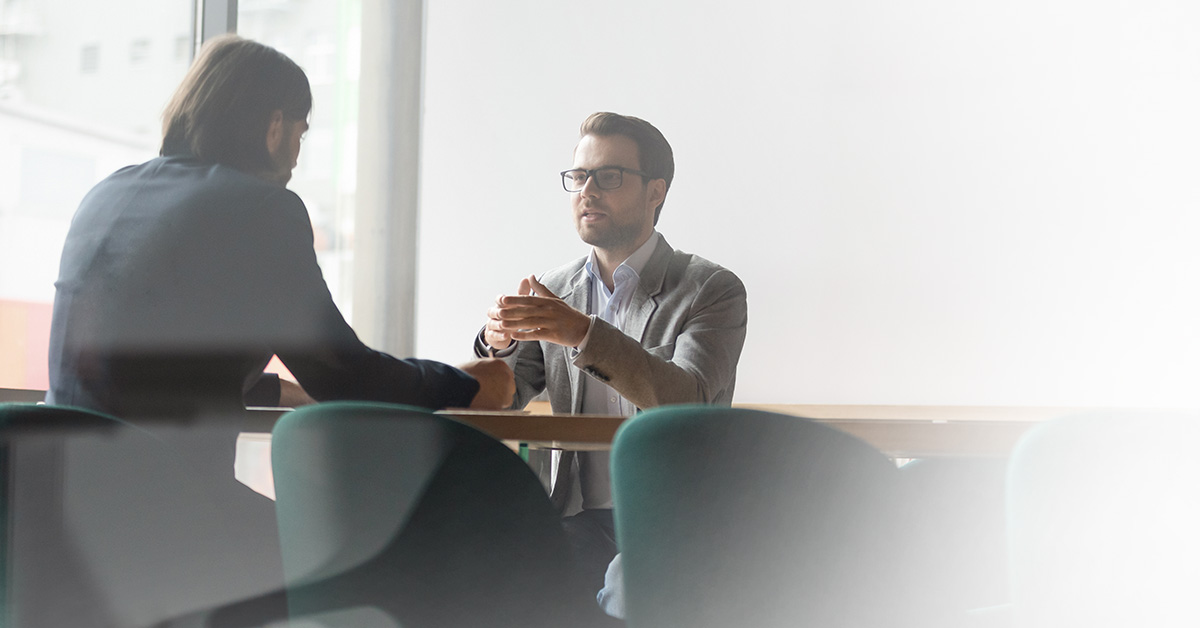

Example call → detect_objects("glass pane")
0 0 193 390
238 0 361 323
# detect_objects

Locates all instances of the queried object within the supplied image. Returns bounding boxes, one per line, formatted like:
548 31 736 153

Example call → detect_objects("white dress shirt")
573 231 661 509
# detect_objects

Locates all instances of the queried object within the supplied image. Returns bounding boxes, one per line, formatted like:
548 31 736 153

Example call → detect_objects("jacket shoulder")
667 248 744 288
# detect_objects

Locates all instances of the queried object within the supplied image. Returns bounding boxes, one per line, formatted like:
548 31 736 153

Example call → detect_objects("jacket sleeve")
570 268 747 409
473 327 544 411
255 189 479 410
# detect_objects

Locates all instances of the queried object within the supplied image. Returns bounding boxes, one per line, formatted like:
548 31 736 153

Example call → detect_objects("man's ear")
647 178 667 213
265 109 284 157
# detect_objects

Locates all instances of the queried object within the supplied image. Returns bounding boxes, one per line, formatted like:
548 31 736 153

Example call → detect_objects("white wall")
416 0 1200 408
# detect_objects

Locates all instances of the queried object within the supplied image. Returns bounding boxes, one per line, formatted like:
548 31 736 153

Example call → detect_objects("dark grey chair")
0 402 286 628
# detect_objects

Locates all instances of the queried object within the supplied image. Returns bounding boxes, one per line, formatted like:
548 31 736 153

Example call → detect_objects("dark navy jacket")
47 154 477 417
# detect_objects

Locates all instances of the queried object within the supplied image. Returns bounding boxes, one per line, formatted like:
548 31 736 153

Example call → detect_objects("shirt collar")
584 231 661 288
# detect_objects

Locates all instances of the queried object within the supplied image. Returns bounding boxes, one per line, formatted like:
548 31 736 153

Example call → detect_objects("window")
0 0 375 392
79 44 99 73
0 0 193 390
238 1 361 319
130 38 149 64
174 35 189 62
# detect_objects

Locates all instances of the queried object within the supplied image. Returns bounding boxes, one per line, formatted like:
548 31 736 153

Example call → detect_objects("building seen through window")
238 0 361 327
0 0 361 390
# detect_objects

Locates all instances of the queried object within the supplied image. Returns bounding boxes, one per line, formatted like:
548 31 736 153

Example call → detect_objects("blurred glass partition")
1 406 286 627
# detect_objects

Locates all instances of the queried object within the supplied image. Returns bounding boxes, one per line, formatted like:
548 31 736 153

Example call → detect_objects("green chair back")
1007 411 1200 627
611 404 911 628
271 401 604 628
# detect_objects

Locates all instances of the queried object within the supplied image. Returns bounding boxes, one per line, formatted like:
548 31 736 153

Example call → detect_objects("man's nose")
579 173 602 197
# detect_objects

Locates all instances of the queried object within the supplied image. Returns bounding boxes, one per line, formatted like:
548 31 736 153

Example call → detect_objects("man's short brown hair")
580 112 674 225
161 35 311 174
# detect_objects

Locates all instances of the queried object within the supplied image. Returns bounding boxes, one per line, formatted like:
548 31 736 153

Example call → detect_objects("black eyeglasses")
560 166 651 192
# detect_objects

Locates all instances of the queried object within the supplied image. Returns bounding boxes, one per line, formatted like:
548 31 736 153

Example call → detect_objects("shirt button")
610 397 617 403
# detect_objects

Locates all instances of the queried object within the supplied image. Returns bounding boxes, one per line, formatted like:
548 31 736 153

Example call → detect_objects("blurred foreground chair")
898 455 1011 626
611 405 922 628
0 402 285 627
265 401 609 628
1007 411 1200 628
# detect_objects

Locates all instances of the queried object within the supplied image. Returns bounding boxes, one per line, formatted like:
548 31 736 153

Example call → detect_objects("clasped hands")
484 275 591 352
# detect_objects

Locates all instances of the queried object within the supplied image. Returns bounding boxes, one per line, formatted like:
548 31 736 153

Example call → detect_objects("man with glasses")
473 112 748 605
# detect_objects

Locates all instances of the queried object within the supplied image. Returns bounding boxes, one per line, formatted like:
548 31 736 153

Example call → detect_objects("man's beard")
268 150 293 185
578 219 643 251
262 126 299 185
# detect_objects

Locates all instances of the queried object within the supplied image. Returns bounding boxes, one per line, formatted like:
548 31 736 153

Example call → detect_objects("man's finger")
527 275 559 300
484 328 511 347
494 296 549 309
508 328 545 342
492 302 546 320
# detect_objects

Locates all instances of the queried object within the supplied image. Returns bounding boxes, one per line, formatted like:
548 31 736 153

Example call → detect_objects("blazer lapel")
625 237 673 343
560 267 590 413
548 267 589 507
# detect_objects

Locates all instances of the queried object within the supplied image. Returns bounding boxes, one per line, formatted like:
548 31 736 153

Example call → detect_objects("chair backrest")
611 404 910 628
0 402 286 628
1007 411 1200 627
270 401 601 628
897 456 1011 619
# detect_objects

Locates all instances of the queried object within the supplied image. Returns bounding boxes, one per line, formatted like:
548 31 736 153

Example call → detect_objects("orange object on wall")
0 301 299 393
0 300 52 391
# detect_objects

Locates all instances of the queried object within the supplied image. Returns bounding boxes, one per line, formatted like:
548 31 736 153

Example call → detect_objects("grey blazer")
476 235 748 510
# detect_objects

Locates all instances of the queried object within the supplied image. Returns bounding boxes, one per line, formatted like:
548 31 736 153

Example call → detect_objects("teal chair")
1007 411 1200 628
611 405 918 628
898 455 1011 625
267 401 611 628
0 402 286 628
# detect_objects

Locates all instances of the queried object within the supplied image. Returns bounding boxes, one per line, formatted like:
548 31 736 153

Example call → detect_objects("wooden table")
1 389 1124 459
226 404 1151 499
449 404 1094 459
442 410 625 451
0 388 46 403
736 404 1083 459
240 404 1117 459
